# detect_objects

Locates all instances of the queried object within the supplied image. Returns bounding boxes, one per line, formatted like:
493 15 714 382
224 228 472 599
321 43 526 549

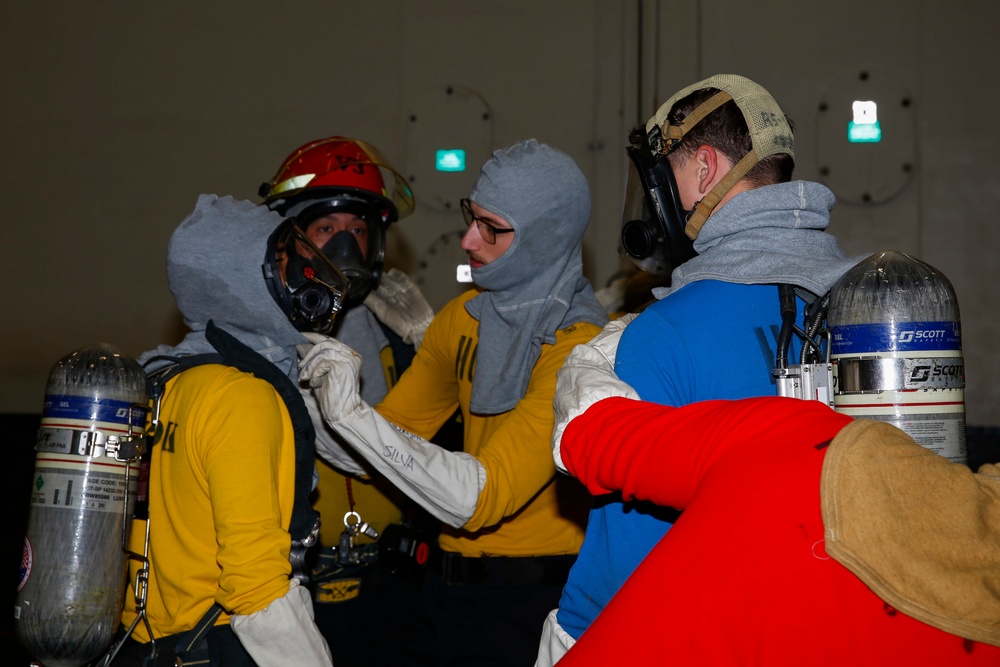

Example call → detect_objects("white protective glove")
230 579 333 667
298 334 485 528
363 268 434 349
299 384 368 477
296 336 367 477
533 608 576 667
552 313 641 474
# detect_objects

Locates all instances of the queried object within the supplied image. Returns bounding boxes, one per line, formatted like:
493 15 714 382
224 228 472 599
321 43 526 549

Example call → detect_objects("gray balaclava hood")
653 181 867 300
465 139 608 414
139 194 306 378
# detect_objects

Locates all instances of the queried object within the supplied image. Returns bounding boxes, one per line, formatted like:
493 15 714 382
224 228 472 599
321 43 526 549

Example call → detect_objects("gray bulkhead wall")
0 1 998 427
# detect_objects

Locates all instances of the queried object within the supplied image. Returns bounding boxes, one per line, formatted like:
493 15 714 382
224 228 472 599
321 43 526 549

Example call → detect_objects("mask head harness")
259 136 415 309
619 74 795 276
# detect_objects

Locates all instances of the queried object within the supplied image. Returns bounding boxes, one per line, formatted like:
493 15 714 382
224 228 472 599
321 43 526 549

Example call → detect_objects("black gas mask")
618 128 697 276
292 200 386 309
263 220 351 334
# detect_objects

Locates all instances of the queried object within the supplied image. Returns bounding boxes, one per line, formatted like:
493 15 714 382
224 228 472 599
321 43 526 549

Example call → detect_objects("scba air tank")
828 250 966 464
15 344 149 667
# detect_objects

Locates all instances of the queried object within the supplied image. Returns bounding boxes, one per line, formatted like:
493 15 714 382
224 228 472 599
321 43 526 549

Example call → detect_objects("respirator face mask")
318 229 373 305
618 136 697 277
264 221 351 334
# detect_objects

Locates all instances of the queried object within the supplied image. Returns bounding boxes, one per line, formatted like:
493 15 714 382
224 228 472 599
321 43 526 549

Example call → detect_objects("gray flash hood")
140 194 306 378
465 139 607 414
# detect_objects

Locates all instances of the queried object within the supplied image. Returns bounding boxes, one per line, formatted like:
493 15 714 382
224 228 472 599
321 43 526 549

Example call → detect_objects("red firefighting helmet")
259 136 415 224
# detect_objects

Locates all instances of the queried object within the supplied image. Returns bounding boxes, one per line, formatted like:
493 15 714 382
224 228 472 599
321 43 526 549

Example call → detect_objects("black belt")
105 603 233 667
430 550 576 587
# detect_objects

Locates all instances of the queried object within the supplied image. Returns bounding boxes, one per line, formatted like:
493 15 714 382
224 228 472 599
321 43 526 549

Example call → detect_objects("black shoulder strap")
146 321 319 542
146 352 224 403
203 321 319 542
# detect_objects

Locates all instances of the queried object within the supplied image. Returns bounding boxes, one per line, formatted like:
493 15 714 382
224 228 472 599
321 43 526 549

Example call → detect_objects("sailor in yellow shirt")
259 136 440 667
113 186 390 666
122 364 298 641
376 289 596 558
300 140 608 666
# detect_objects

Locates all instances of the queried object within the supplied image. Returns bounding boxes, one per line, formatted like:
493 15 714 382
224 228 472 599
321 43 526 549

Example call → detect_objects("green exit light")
848 100 882 143
848 120 882 143
435 149 466 172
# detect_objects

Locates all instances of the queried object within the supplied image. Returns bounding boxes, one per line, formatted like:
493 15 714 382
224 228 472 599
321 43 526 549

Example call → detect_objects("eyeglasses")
460 198 515 245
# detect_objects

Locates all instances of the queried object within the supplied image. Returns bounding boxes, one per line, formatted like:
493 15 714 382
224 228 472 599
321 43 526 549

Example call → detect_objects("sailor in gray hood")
120 194 336 667
139 195 307 374
464 139 608 414
298 140 607 665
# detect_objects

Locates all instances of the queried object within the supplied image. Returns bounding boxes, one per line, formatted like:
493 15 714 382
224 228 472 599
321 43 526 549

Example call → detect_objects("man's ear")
694 145 721 196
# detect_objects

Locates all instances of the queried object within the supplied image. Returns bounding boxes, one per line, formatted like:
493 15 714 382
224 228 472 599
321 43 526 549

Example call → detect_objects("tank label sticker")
34 428 74 454
29 457 136 515
830 408 967 464
831 321 961 355
41 394 148 428
901 358 965 389
17 537 32 592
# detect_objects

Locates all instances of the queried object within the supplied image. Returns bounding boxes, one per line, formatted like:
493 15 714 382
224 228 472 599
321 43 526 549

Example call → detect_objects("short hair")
662 87 795 187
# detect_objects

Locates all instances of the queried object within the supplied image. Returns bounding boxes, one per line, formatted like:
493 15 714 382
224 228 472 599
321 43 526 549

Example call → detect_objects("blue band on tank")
831 321 961 355
42 395 147 425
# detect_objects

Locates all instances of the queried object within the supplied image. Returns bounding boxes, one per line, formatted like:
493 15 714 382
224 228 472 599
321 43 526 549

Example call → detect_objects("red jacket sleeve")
561 395 852 508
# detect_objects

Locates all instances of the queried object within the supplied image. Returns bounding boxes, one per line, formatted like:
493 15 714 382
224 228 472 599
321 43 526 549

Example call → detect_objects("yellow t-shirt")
121 364 296 641
376 290 598 557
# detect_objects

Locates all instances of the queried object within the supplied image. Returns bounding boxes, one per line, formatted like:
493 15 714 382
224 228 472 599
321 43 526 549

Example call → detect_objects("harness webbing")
145 320 319 543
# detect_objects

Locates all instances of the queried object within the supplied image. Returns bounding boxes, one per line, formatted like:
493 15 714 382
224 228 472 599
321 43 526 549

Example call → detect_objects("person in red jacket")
556 395 1000 666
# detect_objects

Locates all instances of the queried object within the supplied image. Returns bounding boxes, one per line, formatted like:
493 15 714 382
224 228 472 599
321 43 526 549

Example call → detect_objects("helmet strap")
662 91 733 153
684 148 758 239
